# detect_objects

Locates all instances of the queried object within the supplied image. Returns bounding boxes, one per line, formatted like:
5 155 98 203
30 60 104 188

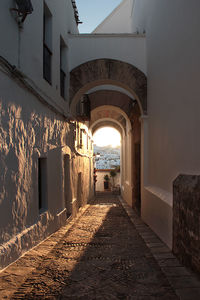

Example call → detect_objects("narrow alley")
0 193 200 299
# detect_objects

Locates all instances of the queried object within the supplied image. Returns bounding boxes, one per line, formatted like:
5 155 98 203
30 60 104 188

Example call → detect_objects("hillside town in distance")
94 145 120 169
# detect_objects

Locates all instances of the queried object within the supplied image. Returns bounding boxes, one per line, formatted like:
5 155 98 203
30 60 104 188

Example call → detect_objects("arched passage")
91 119 124 137
89 103 135 207
69 59 147 214
90 105 132 132
92 123 122 192
69 58 147 116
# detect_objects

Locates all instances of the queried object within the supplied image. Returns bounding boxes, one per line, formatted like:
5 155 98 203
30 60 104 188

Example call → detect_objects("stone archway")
91 119 122 193
89 103 135 207
69 59 147 212
70 59 147 115
91 120 124 137
90 105 132 132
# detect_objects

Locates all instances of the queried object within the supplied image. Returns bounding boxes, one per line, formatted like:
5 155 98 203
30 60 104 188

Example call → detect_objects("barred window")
43 3 52 84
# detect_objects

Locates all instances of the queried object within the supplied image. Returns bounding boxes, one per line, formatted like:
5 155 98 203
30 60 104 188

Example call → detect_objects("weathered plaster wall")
0 70 93 270
0 0 96 271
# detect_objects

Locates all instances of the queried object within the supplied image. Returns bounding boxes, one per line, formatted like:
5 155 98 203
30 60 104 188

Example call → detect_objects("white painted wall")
0 68 93 269
96 171 121 191
0 1 94 270
0 0 78 116
93 0 135 34
132 0 200 247
0 71 68 268
68 34 146 74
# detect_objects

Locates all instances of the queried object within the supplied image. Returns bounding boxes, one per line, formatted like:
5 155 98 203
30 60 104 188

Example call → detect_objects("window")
79 129 84 149
43 3 52 84
87 134 89 150
77 172 82 208
60 37 68 99
60 69 66 98
75 122 79 147
38 158 48 211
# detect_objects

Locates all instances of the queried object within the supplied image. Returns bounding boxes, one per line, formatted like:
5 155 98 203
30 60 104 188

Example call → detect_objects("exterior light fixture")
10 0 33 24
76 94 91 121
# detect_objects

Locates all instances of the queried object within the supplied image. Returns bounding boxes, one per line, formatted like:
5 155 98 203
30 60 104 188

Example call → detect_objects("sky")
93 127 121 147
75 0 122 33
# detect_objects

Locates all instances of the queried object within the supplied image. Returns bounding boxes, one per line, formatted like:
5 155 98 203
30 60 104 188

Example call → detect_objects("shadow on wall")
0 92 67 268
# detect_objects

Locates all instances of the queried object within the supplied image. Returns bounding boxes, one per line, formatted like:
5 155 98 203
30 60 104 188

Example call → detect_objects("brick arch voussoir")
70 59 147 114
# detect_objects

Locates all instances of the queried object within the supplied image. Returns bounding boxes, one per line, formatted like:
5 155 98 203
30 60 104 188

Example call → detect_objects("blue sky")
76 0 122 33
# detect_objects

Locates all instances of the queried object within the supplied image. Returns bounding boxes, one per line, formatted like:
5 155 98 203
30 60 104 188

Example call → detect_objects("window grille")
38 158 48 211
80 129 83 148
43 44 52 84
43 4 52 84
60 69 66 99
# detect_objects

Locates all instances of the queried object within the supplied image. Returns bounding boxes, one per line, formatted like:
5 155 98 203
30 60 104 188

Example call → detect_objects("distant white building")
94 145 120 169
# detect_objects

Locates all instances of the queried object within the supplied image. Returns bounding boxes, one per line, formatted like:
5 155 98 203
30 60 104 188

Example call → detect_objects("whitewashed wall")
0 1 94 270
0 0 78 116
132 0 200 248
68 34 146 74
0 75 93 270
0 71 67 268
93 0 135 34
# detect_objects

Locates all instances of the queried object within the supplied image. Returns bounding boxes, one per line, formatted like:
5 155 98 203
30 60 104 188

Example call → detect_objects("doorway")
63 154 72 218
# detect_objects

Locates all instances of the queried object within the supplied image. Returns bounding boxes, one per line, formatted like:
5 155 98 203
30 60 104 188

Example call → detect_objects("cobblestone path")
0 194 200 299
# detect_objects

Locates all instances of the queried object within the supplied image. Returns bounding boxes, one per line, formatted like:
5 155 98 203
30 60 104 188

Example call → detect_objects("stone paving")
0 193 200 299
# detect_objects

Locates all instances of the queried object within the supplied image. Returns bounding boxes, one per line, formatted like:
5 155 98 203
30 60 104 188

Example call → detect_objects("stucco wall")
0 70 93 269
68 34 146 74
0 0 95 270
93 0 135 34
0 0 78 116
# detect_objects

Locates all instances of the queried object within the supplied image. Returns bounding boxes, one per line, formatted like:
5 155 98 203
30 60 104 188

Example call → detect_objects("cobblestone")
0 194 200 299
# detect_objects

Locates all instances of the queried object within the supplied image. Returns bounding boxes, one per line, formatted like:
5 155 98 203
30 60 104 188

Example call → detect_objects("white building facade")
0 0 93 270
